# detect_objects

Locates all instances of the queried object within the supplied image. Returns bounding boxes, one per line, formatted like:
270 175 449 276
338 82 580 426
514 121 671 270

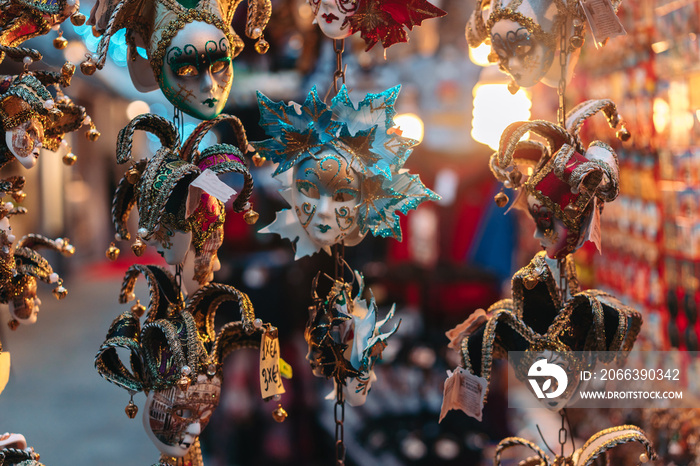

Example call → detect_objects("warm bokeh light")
126 100 150 120
469 42 492 67
653 98 670 134
394 113 425 143
471 84 531 150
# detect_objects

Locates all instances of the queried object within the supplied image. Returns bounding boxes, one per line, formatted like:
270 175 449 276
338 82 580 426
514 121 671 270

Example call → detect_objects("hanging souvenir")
308 0 446 49
0 72 96 170
306 271 398 406
95 264 285 466
466 0 623 94
255 85 438 259
110 113 255 284
494 425 656 466
0 433 44 466
0 0 84 65
444 100 642 410
85 0 272 120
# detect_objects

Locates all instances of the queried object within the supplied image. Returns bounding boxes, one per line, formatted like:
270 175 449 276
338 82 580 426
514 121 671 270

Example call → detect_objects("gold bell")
70 12 87 26
62 62 76 78
570 35 584 49
126 167 141 184
63 152 77 166
523 274 539 290
510 169 522 185
494 191 509 208
80 60 96 76
53 284 68 300
487 51 499 63
86 126 101 142
106 242 120 261
53 35 68 50
7 319 18 331
12 191 26 203
177 376 191 393
252 154 265 167
91 26 101 37
507 80 519 95
131 300 146 318
244 209 259 225
616 126 631 142
272 404 288 423
255 38 270 54
131 238 146 257
125 399 138 419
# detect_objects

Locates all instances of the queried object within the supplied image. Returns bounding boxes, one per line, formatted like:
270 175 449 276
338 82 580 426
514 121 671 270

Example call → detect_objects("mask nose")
316 195 333 218
201 69 215 94
186 422 201 436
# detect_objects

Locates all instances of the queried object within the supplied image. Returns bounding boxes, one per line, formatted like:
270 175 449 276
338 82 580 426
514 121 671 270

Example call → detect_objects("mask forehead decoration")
85 0 272 118
110 113 255 276
95 264 281 461
255 85 439 259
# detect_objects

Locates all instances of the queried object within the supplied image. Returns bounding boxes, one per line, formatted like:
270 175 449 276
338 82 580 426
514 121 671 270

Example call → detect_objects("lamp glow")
469 42 492 67
126 100 150 120
394 113 425 143
471 84 531 150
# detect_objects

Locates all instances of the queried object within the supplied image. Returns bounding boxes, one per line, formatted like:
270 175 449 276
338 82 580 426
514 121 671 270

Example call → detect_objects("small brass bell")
7 319 18 331
91 26 101 37
63 152 77 166
244 209 259 225
507 80 519 95
106 242 120 261
80 60 96 75
126 167 141 184
570 35 584 49
255 38 270 54
53 284 68 300
487 51 499 63
70 12 86 26
177 376 191 393
494 191 509 208
616 126 631 142
62 62 76 78
131 300 146 318
272 404 288 423
125 400 138 419
523 274 539 290
12 191 26 203
53 36 68 50
86 127 101 142
131 238 146 257
510 169 523 185
252 154 265 167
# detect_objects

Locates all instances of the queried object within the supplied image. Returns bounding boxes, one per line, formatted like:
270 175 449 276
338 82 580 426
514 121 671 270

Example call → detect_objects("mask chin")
146 230 193 265
143 391 195 458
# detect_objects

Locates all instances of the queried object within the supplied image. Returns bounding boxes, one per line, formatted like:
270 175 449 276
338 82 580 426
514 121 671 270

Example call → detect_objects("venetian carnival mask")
527 194 589 259
143 373 221 457
161 22 233 120
142 222 193 265
291 154 361 248
4 119 43 169
309 0 358 39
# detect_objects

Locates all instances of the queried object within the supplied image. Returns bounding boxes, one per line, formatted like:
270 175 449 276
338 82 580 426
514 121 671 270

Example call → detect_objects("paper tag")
0 352 10 394
260 332 285 398
439 367 487 422
279 358 293 379
580 0 626 47
190 169 237 203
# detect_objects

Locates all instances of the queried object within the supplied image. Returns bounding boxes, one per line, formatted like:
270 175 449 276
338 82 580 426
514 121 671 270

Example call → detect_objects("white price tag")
260 332 285 398
439 367 487 422
580 0 626 47
190 169 237 203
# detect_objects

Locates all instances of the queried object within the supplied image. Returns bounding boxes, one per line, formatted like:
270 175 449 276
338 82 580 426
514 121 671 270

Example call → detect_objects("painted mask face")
309 0 358 39
291 153 360 248
9 277 41 325
527 194 584 259
5 118 43 169
343 370 377 407
144 222 193 265
161 22 233 120
490 19 554 88
144 374 221 457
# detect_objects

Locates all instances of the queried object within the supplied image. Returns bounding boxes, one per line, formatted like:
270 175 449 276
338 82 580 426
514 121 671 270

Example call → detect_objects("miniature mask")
4 119 43 169
309 0 357 39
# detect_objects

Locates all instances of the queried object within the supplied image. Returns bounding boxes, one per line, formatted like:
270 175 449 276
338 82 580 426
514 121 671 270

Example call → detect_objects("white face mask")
290 153 361 249
343 370 377 407
161 22 233 120
143 374 221 458
5 118 43 169
310 0 358 39
490 19 554 88
8 278 41 325
144 223 193 266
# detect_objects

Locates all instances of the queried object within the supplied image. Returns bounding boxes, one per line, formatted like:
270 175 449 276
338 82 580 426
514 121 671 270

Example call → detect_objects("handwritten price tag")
260 332 285 398
0 352 10 394
439 368 487 422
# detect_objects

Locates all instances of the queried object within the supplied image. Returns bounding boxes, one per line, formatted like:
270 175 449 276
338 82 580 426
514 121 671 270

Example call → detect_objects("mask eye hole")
210 60 229 74
174 408 193 419
176 65 198 77
296 180 320 199
333 189 357 202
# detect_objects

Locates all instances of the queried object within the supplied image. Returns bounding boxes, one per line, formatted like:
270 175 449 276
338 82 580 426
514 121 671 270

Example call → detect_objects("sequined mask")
490 19 554 88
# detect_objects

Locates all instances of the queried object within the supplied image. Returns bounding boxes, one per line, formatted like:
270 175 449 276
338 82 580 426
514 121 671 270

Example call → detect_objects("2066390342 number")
599 368 680 381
